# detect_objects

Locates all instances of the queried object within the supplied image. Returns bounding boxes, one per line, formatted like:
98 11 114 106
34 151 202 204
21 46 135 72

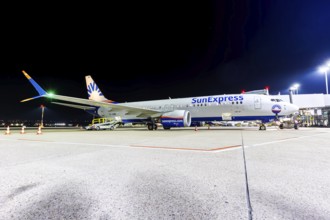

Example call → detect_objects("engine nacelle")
97 107 109 117
160 110 191 127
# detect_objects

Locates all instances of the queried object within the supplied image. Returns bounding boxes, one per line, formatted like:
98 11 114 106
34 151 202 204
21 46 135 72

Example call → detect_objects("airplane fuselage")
92 93 297 124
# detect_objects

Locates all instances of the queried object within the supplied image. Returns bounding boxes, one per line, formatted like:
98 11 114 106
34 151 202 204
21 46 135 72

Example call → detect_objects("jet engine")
97 107 109 117
160 110 191 128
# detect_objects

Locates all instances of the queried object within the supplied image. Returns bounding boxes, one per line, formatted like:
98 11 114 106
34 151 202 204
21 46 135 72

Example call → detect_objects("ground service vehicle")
84 117 121 130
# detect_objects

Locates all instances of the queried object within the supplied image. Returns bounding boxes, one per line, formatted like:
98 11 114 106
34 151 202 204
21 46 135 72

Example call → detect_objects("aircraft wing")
50 94 162 116
51 102 96 110
21 70 162 117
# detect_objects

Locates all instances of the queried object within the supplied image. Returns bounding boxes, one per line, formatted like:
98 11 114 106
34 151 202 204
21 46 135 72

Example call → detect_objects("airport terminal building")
273 93 330 127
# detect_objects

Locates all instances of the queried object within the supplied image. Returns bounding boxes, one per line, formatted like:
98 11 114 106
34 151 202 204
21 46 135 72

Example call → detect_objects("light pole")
289 87 295 94
40 104 45 128
326 71 329 94
319 66 329 94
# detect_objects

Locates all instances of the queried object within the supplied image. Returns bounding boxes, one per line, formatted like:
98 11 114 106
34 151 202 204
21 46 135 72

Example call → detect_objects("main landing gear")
147 123 158 130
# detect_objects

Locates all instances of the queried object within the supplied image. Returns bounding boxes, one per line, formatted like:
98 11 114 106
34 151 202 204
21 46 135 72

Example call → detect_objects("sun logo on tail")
87 82 104 99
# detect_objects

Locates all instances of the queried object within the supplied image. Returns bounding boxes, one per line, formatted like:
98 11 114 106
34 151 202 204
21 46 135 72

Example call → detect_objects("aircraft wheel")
259 124 266 130
147 124 154 130
153 124 158 130
96 126 100 131
279 124 284 129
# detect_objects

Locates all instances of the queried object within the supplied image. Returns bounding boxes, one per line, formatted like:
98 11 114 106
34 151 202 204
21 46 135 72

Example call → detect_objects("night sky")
2 0 330 121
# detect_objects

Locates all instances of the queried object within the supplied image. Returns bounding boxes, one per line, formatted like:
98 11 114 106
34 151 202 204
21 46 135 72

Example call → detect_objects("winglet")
21 70 48 102
22 70 47 96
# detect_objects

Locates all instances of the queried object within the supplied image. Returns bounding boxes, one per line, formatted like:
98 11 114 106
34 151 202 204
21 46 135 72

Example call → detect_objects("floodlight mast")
319 65 329 95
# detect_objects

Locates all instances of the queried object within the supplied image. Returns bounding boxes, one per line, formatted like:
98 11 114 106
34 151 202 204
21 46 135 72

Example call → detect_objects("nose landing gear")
259 123 266 130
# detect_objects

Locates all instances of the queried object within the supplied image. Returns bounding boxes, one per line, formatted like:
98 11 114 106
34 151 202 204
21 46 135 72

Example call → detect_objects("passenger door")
254 96 261 109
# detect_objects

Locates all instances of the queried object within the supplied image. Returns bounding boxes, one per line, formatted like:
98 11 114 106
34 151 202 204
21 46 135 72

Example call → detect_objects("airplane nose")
291 103 299 113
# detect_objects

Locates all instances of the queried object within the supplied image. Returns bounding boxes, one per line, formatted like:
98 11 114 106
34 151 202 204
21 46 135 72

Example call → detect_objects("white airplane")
21 70 299 130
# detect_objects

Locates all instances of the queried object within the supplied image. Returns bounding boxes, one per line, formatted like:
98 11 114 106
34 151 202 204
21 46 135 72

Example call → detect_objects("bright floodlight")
318 62 329 94
290 83 300 94
326 61 330 67
319 66 329 73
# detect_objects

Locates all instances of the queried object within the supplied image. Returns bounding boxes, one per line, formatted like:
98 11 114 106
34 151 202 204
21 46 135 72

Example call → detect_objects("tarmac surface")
0 126 330 219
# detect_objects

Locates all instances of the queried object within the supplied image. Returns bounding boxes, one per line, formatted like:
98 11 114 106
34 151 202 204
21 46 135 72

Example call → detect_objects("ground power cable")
241 131 253 220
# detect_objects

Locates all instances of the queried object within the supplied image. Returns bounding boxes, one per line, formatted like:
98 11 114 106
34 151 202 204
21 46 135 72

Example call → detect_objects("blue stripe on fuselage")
120 115 281 124
191 115 280 123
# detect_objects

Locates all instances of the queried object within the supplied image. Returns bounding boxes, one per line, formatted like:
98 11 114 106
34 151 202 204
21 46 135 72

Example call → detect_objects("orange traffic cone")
36 126 42 135
4 126 11 135
20 126 26 134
